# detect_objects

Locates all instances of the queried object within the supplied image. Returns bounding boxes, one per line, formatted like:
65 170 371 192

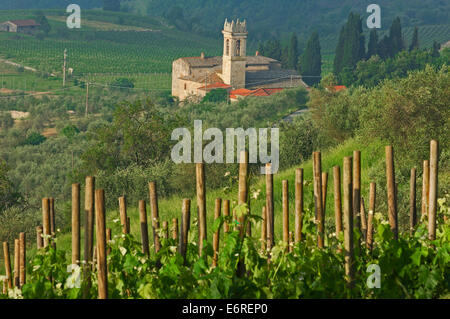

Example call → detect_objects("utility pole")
85 82 89 117
63 48 67 87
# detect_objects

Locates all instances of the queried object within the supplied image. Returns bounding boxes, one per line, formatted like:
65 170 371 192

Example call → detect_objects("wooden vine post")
313 151 324 248
42 198 51 248
353 151 361 242
172 218 179 241
428 140 438 241
195 164 207 256
343 156 354 287
238 151 249 238
410 168 417 235
333 166 343 235
139 200 150 256
49 197 56 249
366 183 376 250
84 176 95 269
36 226 43 250
162 221 169 239
265 163 274 249
19 232 26 287
95 189 108 299
421 160 430 218
3 242 12 289
72 183 80 265
149 181 161 254
212 198 222 267
385 146 398 239
282 180 289 250
179 199 191 262
295 168 303 243
360 198 367 243
118 196 129 234
13 239 19 288
322 171 328 221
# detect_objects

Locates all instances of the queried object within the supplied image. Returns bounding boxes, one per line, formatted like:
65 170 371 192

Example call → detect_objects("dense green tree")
299 31 322 86
36 15 51 34
377 36 392 60
203 89 228 103
287 33 299 70
264 39 282 61
0 160 20 212
389 17 404 57
409 27 419 51
367 29 379 59
333 13 365 77
431 41 441 58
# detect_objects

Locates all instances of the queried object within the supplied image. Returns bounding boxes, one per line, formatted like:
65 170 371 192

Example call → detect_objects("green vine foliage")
3 198 449 299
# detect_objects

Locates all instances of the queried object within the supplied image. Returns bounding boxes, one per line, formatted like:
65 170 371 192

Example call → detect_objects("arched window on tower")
226 39 230 56
236 40 241 56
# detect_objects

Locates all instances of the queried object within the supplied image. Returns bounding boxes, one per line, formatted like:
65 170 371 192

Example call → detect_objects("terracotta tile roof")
333 85 347 92
198 82 231 90
230 88 284 98
8 19 40 27
230 88 253 96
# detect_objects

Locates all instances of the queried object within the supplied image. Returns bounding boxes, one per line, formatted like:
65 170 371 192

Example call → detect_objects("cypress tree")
300 31 322 86
431 41 440 58
389 17 404 57
288 33 299 70
378 35 391 60
333 13 365 76
409 27 419 51
367 29 378 58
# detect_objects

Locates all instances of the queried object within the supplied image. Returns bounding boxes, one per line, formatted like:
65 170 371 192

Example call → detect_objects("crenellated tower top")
223 18 247 34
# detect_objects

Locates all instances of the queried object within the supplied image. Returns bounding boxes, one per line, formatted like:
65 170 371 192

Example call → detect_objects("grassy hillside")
15 137 386 266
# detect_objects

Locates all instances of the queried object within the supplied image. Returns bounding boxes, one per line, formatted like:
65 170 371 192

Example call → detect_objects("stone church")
171 19 307 101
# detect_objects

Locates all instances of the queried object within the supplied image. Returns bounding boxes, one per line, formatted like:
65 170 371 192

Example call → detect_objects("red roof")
197 82 231 90
8 19 40 27
230 88 284 99
333 85 347 92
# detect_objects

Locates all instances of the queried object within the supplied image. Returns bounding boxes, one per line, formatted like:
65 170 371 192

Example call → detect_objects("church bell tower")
222 19 247 89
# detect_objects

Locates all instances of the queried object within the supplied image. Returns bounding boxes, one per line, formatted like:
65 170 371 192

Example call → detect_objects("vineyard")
0 140 448 299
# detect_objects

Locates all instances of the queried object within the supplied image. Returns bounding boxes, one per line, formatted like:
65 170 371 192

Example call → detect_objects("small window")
236 40 241 56
226 39 230 56
184 83 187 90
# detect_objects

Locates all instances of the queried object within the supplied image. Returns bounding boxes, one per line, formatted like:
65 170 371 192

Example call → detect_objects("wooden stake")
428 140 438 241
149 182 161 254
3 242 12 289
19 233 26 287
84 176 95 265
36 226 43 250
223 200 230 233
266 163 274 248
13 239 19 288
179 199 191 261
238 151 249 238
95 189 107 299
421 160 430 218
313 151 324 248
343 157 354 286
106 228 112 255
282 180 289 249
118 196 128 234
322 171 328 239
289 232 294 253
294 168 303 243
261 206 267 251
333 166 343 235
366 183 376 250
353 151 361 240
72 183 80 265
410 167 417 235
49 197 56 250
139 200 149 256
385 146 398 239
360 197 367 243
162 221 169 239
172 218 179 241
212 198 222 268
42 198 51 248
196 164 207 256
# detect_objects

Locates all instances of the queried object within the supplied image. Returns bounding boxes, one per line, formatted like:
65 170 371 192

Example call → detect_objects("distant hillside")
0 0 101 10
